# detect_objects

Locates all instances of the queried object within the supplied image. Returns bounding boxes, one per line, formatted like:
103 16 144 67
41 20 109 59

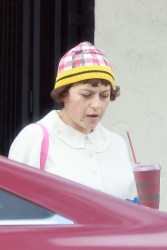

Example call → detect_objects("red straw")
126 131 138 164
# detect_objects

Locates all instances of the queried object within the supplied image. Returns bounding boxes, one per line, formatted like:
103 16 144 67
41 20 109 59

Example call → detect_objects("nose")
90 95 101 109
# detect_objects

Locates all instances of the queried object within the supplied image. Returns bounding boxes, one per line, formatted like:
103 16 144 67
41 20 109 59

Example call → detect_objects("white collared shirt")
8 110 134 200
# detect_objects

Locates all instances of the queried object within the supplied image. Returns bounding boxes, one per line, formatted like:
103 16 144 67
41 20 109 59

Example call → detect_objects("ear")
61 92 69 104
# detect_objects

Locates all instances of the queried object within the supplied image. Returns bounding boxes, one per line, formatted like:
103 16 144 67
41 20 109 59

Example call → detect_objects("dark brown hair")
50 79 120 107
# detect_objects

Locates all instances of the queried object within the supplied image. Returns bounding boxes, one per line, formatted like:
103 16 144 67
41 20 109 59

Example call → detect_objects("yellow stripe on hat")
54 65 115 89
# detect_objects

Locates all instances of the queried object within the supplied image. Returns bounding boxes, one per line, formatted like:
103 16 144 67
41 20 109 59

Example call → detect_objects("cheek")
101 101 110 114
102 99 110 108
71 102 85 116
67 99 84 115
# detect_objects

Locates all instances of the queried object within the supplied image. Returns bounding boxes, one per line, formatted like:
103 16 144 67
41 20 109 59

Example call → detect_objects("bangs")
78 79 111 87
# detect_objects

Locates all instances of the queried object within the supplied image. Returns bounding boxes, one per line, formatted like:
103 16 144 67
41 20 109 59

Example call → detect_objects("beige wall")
95 0 167 211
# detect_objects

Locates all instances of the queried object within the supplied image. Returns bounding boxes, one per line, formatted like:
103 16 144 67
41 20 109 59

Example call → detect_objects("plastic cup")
133 164 161 209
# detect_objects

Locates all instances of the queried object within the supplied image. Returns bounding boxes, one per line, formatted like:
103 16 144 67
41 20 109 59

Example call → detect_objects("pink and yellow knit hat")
54 41 115 89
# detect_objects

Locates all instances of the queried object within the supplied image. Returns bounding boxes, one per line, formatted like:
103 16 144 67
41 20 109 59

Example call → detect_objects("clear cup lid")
133 163 161 171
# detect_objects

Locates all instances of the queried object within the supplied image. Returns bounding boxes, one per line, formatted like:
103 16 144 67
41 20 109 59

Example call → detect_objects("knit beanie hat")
54 41 115 89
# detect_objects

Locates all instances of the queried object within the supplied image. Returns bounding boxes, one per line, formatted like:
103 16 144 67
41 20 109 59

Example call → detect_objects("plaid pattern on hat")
54 42 115 89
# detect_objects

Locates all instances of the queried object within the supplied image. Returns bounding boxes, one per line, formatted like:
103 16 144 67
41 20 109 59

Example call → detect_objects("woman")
8 41 134 200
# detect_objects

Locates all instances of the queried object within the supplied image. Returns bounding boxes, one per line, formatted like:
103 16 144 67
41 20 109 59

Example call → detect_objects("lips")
87 114 99 117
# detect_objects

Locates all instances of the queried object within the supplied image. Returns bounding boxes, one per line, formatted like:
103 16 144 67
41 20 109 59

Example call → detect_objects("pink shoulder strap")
35 123 49 170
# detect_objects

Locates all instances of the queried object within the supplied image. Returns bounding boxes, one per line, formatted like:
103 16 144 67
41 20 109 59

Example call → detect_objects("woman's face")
59 81 111 133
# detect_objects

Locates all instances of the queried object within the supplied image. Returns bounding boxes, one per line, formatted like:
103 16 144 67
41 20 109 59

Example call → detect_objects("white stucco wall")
95 0 167 211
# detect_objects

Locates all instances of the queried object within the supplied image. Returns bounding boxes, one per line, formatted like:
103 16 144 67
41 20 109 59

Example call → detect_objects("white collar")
39 110 111 152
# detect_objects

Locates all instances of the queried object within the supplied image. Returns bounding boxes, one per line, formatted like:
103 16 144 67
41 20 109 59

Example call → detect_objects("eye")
100 95 109 99
81 94 92 98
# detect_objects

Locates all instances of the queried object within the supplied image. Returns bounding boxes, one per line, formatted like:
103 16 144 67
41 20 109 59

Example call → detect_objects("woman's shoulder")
17 110 58 138
16 123 44 138
8 123 44 162
99 124 127 145
110 130 126 141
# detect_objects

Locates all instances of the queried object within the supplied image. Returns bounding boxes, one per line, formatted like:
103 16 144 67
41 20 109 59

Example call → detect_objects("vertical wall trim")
33 0 40 121
22 0 30 126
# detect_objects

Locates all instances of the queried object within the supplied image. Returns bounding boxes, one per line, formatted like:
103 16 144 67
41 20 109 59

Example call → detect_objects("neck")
58 110 93 134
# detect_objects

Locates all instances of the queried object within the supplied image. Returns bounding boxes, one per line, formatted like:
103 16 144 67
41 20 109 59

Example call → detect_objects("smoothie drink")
133 164 161 209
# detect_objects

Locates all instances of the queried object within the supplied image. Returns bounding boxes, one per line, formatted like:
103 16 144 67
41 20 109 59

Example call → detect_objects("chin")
89 125 97 131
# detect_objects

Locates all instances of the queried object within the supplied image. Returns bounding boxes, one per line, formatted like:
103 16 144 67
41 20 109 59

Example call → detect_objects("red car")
0 155 167 249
